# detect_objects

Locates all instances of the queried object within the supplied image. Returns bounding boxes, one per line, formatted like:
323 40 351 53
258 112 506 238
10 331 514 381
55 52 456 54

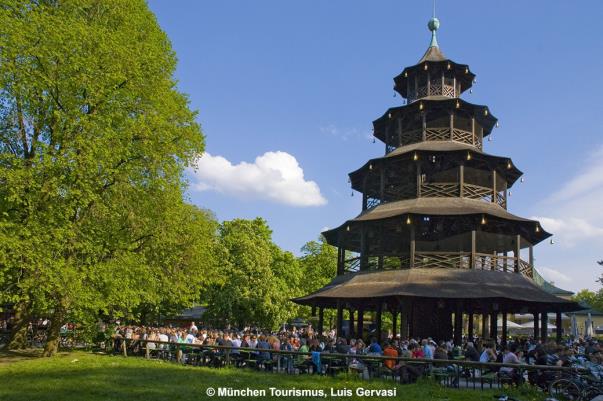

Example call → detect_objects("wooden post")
492 170 497 203
122 340 127 357
468 311 474 341
454 302 463 346
380 168 385 200
318 307 324 336
311 306 317 317
392 310 398 339
449 112 454 140
471 117 475 146
416 163 422 197
145 344 150 359
541 312 548 342
357 307 364 340
556 312 562 343
422 113 426 141
490 309 498 341
502 310 508 347
336 301 343 338
410 226 416 268
529 245 534 270
515 235 521 273
426 71 430 95
348 309 355 339
459 165 464 197
376 303 383 343
482 313 489 339
470 230 476 269
360 228 367 271
533 312 540 342
397 117 403 148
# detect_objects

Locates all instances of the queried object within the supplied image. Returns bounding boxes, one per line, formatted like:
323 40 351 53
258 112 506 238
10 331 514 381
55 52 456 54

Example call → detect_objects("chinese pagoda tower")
294 16 580 344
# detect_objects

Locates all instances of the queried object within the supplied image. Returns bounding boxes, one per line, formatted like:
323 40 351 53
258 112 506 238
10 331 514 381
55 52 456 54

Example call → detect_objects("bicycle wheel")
582 385 602 401
548 379 582 401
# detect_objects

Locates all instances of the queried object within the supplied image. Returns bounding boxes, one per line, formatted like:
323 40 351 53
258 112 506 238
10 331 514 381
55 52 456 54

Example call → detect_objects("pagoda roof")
292 268 583 312
323 197 551 245
419 45 447 63
373 98 497 143
349 141 523 189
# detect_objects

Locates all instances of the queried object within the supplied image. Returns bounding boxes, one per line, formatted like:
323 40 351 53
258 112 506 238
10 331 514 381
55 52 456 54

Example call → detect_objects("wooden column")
471 117 475 146
533 312 540 342
357 307 364 340
468 311 474 341
515 235 521 273
408 302 415 338
416 163 422 197
501 310 508 346
409 226 416 268
318 307 324 336
529 245 534 270
360 227 367 271
556 312 562 343
392 310 398 339
311 306 316 317
449 112 454 140
470 230 476 269
379 168 385 200
336 301 343 338
459 165 464 197
337 247 344 275
376 303 383 343
348 309 355 339
397 118 403 148
541 312 548 342
400 302 409 339
490 309 498 341
421 113 426 141
454 302 463 346
482 313 489 339
492 170 497 203
426 71 430 95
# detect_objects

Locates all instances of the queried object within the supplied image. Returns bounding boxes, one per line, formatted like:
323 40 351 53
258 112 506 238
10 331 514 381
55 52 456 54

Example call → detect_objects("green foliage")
204 218 302 329
0 0 212 351
573 289 603 311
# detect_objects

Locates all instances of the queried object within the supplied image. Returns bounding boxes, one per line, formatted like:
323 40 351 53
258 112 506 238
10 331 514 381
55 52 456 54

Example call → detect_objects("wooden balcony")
343 252 533 279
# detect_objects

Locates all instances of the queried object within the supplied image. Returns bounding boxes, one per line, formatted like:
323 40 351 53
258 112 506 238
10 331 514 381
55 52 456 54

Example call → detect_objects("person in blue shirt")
368 337 383 354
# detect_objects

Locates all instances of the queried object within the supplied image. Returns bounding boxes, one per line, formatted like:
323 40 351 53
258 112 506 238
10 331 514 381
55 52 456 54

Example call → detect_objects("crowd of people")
108 321 603 385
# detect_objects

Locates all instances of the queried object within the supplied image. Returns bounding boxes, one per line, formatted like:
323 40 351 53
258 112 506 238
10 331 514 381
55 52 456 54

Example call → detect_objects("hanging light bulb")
388 112 392 119
496 122 500 128
535 225 540 233
484 109 489 116
346 225 350 232
372 138 376 144
488 136 492 142
473 78 477 84
465 67 469 74
369 164 373 170
406 215 412 225
466 152 472 161
447 63 451 70
413 152 419 161
520 177 524 183
507 160 512 169
508 191 512 197
481 215 487 225
424 64 428 70
351 191 354 197
419 102 424 110
404 71 408 78
550 239 555 245
469 89 473 94
456 100 460 108
347 178 351 183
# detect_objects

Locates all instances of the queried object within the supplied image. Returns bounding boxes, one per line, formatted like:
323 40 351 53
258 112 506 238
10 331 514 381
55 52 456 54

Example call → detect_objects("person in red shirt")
383 341 399 369
410 342 424 358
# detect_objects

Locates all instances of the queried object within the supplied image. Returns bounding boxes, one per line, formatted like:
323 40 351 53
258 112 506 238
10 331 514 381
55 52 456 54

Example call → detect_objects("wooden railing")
344 252 533 278
420 182 506 209
387 126 480 152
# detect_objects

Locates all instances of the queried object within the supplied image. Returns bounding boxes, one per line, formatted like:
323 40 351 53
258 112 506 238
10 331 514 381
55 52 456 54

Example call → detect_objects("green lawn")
0 351 546 401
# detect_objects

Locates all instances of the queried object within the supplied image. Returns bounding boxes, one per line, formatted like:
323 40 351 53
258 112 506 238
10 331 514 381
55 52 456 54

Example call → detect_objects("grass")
0 351 547 401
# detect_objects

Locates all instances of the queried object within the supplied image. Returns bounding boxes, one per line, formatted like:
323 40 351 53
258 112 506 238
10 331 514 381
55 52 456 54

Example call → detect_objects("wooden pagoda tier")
373 98 496 153
293 16 583 343
349 141 521 210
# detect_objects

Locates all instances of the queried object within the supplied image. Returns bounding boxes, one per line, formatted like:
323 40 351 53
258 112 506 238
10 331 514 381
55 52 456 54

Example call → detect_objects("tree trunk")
43 306 65 357
8 301 30 350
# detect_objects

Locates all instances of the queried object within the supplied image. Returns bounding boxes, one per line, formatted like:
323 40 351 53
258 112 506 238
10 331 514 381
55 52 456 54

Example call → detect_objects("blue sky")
147 1 603 292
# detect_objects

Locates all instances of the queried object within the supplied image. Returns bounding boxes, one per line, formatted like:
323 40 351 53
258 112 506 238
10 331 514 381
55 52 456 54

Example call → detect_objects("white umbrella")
585 313 594 337
519 321 557 329
571 315 578 337
498 319 522 328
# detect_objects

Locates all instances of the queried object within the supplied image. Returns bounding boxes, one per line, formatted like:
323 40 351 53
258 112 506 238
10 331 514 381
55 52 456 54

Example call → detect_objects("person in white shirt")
158 330 169 350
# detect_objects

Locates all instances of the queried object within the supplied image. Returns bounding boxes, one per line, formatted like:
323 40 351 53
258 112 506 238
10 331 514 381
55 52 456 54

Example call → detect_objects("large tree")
0 0 209 355
204 218 301 330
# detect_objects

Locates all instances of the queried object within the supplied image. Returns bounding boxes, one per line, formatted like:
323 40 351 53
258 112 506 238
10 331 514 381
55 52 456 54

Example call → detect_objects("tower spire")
428 0 440 48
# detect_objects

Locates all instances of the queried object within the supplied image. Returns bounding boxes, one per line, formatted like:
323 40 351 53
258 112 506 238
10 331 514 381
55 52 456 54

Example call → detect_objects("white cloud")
549 145 603 202
320 124 372 142
537 266 572 285
189 151 327 207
